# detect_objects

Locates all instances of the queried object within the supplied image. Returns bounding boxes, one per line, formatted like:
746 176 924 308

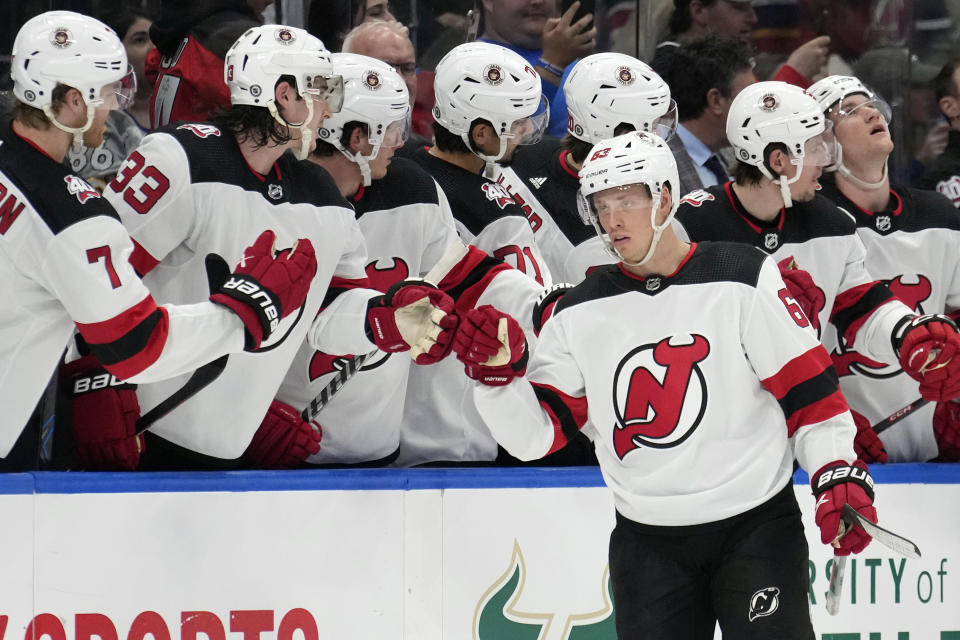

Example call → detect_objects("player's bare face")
82 104 112 148
594 184 655 261
832 95 894 163
705 0 757 39
787 162 822 203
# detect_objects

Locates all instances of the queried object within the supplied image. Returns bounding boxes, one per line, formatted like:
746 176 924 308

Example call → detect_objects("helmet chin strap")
759 161 801 209
592 193 670 268
337 147 375 186
463 133 509 179
837 160 888 190
44 104 95 152
269 98 315 161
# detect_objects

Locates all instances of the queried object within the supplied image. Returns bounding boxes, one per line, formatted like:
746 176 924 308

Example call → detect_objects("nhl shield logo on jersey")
763 232 779 251
612 334 710 459
481 182 516 209
177 123 221 138
644 277 661 292
748 587 780 622
875 215 892 232
63 175 100 204
267 184 283 200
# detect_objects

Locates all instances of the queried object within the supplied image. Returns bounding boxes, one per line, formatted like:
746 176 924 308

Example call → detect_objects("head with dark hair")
668 0 756 40
561 123 638 166
664 34 754 122
96 7 157 103
731 142 788 185
936 57 960 127
211 74 301 149
432 120 476 154
312 121 368 157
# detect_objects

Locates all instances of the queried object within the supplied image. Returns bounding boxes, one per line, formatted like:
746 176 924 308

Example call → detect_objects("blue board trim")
0 463 953 495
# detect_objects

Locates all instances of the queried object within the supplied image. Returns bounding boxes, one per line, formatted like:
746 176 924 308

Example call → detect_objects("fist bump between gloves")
366 280 459 364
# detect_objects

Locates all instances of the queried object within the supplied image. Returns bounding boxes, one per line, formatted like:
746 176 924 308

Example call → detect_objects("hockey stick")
300 241 471 422
825 555 846 616
872 398 930 435
841 503 922 559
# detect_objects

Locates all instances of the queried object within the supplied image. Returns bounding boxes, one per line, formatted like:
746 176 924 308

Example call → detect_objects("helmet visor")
98 66 137 110
382 117 409 149
306 74 345 113
650 99 678 141
830 91 893 125
802 119 837 168
506 94 550 146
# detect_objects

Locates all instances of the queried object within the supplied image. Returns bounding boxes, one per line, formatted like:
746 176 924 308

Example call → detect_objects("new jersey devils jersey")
411 147 552 287
105 123 378 458
818 179 960 461
494 139 612 283
674 183 913 366
0 123 245 451
475 243 855 526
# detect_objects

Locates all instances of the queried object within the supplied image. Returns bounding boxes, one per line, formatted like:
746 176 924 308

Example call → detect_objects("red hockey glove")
777 257 824 331
365 280 459 364
453 305 528 386
850 409 889 463
893 314 960 401
245 400 322 469
933 400 960 461
59 354 143 471
811 460 878 556
532 283 575 337
207 230 317 351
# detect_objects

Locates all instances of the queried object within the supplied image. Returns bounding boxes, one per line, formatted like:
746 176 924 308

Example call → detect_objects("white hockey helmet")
808 74 892 189
319 53 410 185
727 81 836 207
12 11 136 150
577 132 680 267
432 42 548 172
564 52 678 144
224 25 344 159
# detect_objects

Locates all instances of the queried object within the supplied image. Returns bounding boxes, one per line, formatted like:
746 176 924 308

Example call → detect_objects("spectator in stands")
146 0 272 128
479 0 597 137
659 35 755 196
653 0 829 89
922 56 960 203
342 21 431 149
108 8 156 129
307 0 397 54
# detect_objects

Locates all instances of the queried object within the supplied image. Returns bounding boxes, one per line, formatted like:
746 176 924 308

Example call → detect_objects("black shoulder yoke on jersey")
411 146 529 236
818 177 960 235
555 241 765 314
509 138 593 245
160 123 350 209
0 123 120 235
354 157 440 217
675 182 856 252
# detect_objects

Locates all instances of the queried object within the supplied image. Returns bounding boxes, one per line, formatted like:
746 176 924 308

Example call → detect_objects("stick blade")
842 503 922 559
825 556 846 616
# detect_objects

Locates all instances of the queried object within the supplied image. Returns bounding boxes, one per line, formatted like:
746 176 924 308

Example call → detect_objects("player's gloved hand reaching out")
244 400 322 469
207 230 318 351
777 257 824 331
454 305 528 386
850 409 889 463
811 459 878 555
933 400 960 461
366 280 459 364
893 314 960 401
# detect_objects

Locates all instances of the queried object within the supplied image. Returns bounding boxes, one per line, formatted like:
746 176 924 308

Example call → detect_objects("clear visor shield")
305 74 345 113
97 66 137 110
381 117 409 150
800 122 838 169
650 99 679 141
833 93 893 125
505 94 550 146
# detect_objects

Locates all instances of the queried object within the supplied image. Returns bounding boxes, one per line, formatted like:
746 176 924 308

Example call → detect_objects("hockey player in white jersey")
104 26 458 469
256 54 557 466
809 74 960 462
457 131 878 638
0 11 319 470
673 81 960 463
495 52 678 283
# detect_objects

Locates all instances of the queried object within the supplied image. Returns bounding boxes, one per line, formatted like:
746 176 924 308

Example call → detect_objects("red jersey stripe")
761 345 834 400
785 389 850 437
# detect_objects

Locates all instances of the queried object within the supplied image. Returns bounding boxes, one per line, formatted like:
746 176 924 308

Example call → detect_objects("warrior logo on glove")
612 334 710 458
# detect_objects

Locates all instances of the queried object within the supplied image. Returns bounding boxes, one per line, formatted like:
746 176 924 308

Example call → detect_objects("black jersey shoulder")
412 147 528 236
894 186 960 233
0 124 119 234
554 241 764 314
510 137 563 180
357 158 440 216
159 123 349 208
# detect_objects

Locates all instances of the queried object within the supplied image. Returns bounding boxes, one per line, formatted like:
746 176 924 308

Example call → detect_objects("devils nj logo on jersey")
365 257 409 293
612 334 710 459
